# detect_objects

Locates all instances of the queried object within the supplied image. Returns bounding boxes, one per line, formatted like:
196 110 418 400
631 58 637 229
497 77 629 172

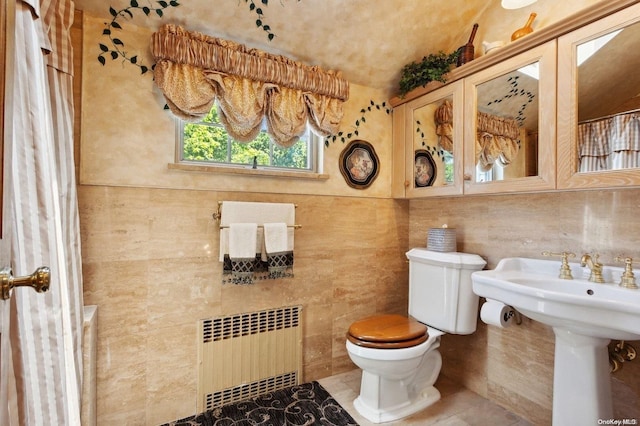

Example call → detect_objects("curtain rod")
579 107 640 125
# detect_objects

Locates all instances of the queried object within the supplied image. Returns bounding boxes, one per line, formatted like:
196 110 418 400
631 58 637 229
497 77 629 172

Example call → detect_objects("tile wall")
410 189 640 424
79 186 409 424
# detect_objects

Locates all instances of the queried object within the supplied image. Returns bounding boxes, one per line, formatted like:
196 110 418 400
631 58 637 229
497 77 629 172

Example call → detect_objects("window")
178 106 320 173
443 151 454 184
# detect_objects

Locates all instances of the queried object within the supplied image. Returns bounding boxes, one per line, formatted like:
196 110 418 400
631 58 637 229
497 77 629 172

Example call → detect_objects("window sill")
168 162 330 180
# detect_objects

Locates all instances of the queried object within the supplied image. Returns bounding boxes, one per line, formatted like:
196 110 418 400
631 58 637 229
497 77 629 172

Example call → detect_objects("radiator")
197 305 302 412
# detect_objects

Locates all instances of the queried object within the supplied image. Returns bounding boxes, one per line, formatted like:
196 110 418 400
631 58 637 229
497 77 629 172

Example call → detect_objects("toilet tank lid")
406 248 486 269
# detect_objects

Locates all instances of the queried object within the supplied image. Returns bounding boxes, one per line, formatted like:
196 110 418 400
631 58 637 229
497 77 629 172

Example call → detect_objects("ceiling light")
501 0 537 9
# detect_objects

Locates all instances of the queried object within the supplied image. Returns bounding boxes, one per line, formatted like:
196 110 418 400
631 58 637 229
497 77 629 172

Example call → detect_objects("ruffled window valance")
476 111 520 171
150 24 349 147
435 100 454 152
434 100 520 171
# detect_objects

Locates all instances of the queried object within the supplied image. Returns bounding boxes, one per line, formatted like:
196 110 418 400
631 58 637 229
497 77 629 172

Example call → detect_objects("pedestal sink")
471 257 640 425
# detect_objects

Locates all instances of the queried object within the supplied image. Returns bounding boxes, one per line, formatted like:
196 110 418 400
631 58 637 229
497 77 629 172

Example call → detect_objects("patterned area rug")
162 381 359 426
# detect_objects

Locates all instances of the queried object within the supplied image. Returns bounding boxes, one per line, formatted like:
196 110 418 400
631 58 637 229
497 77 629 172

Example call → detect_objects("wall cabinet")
391 0 640 198
392 81 464 198
557 1 640 190
463 41 556 195
392 43 556 197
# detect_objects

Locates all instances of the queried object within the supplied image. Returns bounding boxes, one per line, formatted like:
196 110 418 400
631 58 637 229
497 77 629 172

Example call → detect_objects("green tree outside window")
182 107 312 170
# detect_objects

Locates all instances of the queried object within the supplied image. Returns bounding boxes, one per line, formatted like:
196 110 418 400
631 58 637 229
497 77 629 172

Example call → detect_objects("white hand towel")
219 228 229 262
263 223 288 254
229 223 258 260
221 227 264 262
263 222 294 278
220 202 295 226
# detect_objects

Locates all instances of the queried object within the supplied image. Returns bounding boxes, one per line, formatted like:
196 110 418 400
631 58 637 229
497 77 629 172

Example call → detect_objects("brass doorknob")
1 266 51 300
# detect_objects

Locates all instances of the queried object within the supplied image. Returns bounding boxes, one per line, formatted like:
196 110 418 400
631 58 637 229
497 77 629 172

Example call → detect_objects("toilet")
345 248 486 423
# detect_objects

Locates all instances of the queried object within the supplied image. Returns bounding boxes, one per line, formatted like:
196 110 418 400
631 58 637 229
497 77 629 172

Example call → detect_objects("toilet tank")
406 248 486 334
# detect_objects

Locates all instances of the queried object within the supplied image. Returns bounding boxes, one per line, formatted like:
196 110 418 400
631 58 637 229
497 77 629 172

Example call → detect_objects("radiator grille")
197 306 302 412
203 305 300 343
205 372 298 410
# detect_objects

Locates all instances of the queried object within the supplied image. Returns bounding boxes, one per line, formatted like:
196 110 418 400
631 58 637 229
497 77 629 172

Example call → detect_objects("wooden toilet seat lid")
347 314 428 349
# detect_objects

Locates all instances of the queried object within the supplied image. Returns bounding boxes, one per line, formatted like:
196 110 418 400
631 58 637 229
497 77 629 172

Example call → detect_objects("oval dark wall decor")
339 140 380 189
414 149 437 187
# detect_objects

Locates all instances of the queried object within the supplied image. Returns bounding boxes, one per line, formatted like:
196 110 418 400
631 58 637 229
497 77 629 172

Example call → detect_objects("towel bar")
211 201 302 223
219 224 301 229
213 202 300 229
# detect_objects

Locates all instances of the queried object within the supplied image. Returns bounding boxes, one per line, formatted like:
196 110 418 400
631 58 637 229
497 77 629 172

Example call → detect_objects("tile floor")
318 369 532 426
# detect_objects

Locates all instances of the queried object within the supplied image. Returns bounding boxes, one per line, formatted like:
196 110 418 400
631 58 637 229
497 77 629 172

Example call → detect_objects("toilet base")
353 385 441 423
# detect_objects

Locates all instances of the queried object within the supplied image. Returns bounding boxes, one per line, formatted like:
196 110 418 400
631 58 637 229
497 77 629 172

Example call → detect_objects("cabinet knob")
404 180 410 188
463 174 472 181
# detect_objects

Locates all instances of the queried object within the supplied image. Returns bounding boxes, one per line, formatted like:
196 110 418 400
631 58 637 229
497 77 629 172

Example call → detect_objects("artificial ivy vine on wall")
415 120 448 162
243 0 276 40
98 1 180 74
97 0 303 77
242 0 302 41
325 100 391 147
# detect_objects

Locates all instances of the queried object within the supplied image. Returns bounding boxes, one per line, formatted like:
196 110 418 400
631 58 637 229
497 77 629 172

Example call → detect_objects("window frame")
175 113 323 175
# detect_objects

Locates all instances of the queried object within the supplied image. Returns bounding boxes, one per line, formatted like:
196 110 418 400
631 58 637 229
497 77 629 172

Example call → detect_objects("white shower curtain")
1 0 83 425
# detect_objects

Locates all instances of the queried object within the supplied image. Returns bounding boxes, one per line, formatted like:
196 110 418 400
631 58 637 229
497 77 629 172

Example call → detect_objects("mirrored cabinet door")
463 40 557 194
404 81 464 197
557 2 640 190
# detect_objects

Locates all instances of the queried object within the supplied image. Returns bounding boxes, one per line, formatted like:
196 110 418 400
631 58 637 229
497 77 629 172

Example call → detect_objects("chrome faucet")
580 253 605 283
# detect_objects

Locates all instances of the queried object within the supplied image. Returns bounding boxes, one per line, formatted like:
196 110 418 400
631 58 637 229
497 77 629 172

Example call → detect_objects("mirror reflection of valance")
434 101 520 170
150 24 349 147
476 111 520 171
434 100 454 152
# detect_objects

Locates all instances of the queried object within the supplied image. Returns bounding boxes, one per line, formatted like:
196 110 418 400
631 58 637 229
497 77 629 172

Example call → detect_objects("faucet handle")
614 256 638 289
542 251 575 280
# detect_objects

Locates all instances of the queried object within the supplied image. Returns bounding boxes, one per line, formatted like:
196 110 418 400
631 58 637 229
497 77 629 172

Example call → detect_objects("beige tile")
409 189 640 420
145 322 199 425
302 302 334 337
303 361 333 382
302 333 333 370
487 319 554 410
95 359 146 426
78 186 152 263
80 185 415 425
79 180 640 426
82 262 149 343
145 257 221 326
440 330 489 397
611 375 640 420
487 381 551 425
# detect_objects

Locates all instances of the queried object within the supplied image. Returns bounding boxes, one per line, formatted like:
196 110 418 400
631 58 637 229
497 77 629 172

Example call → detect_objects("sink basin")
472 257 640 340
472 256 640 425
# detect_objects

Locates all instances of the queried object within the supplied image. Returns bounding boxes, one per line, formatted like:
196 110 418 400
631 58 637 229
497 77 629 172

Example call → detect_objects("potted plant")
398 51 459 97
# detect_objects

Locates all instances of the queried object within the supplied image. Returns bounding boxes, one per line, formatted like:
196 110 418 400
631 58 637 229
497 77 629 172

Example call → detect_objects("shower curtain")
0 0 83 425
578 112 640 172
